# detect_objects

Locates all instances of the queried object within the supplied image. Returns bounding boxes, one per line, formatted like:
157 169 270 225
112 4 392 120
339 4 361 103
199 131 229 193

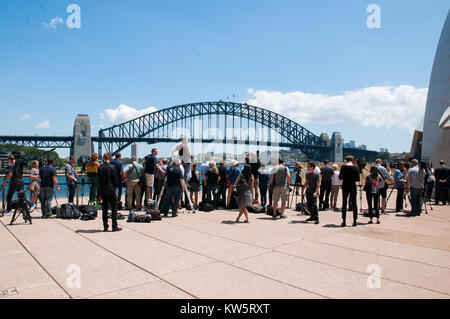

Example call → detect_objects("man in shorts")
270 158 291 219
144 148 165 205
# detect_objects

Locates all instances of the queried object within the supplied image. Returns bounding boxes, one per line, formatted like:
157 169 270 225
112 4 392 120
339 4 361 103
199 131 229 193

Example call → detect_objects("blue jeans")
409 188 423 216
39 187 54 216
162 186 182 216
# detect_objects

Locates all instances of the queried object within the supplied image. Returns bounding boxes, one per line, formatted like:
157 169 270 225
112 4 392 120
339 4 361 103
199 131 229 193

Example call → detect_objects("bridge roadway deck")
1 189 449 299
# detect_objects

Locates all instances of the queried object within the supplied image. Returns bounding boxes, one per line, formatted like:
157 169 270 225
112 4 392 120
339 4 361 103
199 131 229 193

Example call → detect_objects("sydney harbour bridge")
0 101 378 161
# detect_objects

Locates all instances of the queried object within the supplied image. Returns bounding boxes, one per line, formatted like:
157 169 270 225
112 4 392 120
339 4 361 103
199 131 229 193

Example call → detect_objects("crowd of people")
1 139 449 232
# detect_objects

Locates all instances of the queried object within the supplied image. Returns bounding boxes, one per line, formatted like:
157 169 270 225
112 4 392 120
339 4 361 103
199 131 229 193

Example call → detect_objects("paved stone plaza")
1 190 449 299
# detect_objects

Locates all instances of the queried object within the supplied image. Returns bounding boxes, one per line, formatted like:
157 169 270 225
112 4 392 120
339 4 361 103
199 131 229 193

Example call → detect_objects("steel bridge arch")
98 101 327 156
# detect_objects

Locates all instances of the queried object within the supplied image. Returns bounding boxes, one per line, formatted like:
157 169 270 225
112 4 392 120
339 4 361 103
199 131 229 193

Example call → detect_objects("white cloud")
43 17 64 29
101 104 158 123
20 114 31 120
246 85 428 132
35 120 50 129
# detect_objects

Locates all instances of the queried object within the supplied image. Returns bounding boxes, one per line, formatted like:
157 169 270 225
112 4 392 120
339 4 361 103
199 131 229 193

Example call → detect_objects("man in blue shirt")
226 160 241 207
394 162 407 212
258 163 270 207
39 159 60 218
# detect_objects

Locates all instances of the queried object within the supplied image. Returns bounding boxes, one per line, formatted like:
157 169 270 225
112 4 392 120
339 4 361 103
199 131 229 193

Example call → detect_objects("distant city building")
380 148 388 153
358 145 367 150
131 143 138 159
419 11 449 166
0 153 9 171
343 140 356 149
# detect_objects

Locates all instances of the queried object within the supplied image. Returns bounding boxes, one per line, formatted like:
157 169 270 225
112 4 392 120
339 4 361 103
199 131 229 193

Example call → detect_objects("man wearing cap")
406 159 426 216
434 160 450 205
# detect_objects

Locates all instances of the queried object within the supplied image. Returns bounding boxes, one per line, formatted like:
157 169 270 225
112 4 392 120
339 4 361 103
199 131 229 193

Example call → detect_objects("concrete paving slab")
161 261 322 299
54 218 214 276
274 240 450 295
2 218 159 298
123 218 268 263
165 215 300 249
317 233 450 269
232 251 448 299
0 223 68 299
344 226 450 251
89 280 193 299
1 190 449 299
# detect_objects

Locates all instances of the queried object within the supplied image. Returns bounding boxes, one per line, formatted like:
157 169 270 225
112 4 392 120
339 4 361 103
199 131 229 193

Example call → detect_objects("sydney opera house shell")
419 10 450 166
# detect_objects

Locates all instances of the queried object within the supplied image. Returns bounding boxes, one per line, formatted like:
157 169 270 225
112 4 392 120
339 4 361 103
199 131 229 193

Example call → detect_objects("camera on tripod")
10 190 32 225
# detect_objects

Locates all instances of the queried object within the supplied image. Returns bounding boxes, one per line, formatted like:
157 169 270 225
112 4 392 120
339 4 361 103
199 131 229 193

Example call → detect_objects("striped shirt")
406 166 426 189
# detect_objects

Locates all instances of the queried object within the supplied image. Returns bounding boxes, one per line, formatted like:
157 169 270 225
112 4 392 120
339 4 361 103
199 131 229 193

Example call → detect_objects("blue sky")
0 0 448 158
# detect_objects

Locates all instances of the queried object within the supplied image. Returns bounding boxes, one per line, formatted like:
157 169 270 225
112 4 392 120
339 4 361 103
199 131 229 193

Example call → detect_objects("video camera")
11 151 28 163
76 177 89 185
77 155 89 172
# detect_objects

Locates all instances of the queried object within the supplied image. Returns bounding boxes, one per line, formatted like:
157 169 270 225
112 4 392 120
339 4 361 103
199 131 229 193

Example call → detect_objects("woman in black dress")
234 165 254 223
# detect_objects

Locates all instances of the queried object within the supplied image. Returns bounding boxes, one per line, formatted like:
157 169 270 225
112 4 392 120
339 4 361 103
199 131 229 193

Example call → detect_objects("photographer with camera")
406 159 426 217
2 154 36 214
65 156 78 204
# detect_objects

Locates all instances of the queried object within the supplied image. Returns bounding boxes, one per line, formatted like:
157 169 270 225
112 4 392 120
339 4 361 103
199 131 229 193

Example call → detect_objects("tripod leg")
10 209 18 225
53 191 59 207
156 185 165 209
184 188 196 213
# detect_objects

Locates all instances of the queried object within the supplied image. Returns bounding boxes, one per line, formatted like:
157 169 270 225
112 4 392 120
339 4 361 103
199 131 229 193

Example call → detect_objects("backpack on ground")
248 206 265 214
135 213 152 223
266 206 282 216
127 210 137 222
60 204 81 219
199 202 214 212
79 205 98 221
147 209 162 221
51 206 61 216
227 191 239 209
127 211 151 223
296 203 303 212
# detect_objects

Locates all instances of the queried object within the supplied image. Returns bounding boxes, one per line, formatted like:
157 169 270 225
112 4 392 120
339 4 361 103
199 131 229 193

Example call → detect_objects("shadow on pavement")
221 221 236 225
76 229 105 234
